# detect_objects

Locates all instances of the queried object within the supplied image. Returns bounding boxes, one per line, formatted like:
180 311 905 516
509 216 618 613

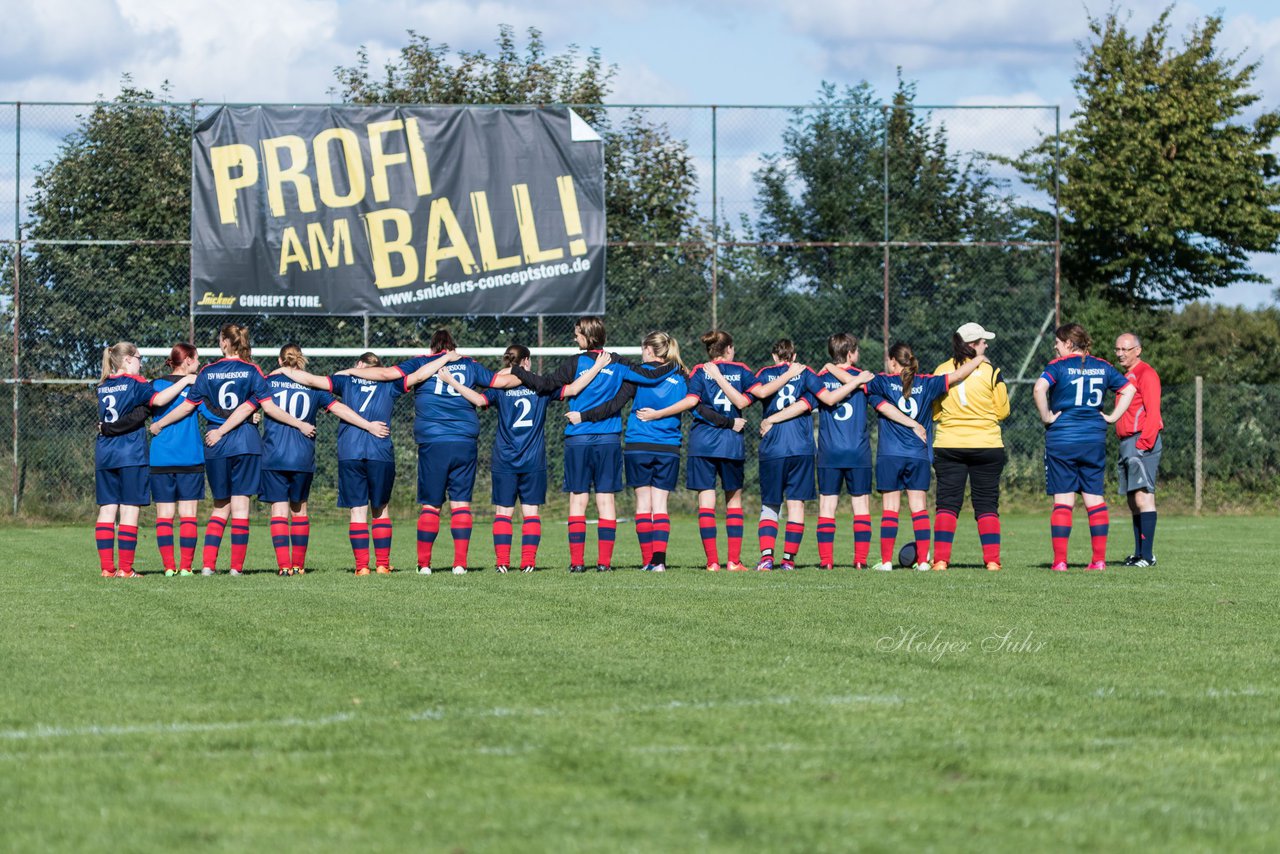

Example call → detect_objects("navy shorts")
625 451 680 491
759 455 816 504
337 459 396 508
685 456 745 492
96 465 150 506
150 471 205 503
492 468 548 506
417 442 477 506
563 437 622 494
1045 442 1107 495
205 454 261 500
259 469 315 504
818 466 873 497
876 454 932 492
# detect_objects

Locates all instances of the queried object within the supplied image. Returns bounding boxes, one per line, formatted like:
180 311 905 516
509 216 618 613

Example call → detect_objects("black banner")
191 106 605 316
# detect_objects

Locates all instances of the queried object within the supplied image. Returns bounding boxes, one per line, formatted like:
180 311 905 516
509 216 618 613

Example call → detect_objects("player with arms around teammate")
1033 323 1135 572
931 323 1010 572
99 343 202 576
94 342 193 577
761 334 880 569
752 339 825 570
867 342 987 572
149 324 307 576
1114 332 1162 567
684 331 754 572
503 316 676 572
260 345 389 575
345 330 494 575
572 331 727 572
485 344 610 572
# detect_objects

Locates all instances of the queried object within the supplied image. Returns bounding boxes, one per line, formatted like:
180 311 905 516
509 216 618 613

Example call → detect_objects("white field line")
0 694 902 744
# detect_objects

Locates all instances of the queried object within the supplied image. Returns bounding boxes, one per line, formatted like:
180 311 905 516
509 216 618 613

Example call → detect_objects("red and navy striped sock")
568 515 587 566
520 515 541 567
932 510 957 564
155 517 175 572
95 522 116 573
726 508 744 563
976 513 1001 565
289 515 309 569
178 516 199 571
911 511 930 564
879 510 899 563
597 518 617 567
117 524 138 573
493 514 513 566
349 522 370 570
853 514 872 565
816 516 836 565
270 516 291 570
635 513 654 565
783 521 804 561
202 516 227 571
652 514 670 559
450 507 473 568
758 516 778 557
229 517 250 571
372 519 393 568
417 507 440 568
698 508 720 564
1051 503 1072 565
1086 502 1109 564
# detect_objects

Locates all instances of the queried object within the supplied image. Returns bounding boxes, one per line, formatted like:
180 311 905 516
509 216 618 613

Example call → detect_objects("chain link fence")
13 100 1249 521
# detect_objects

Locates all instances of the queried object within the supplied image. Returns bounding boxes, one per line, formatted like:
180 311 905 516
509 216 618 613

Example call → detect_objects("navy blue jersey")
96 374 157 469
1040 355 1131 449
484 386 552 472
816 369 872 468
150 375 204 469
185 357 271 459
868 372 949 460
262 375 336 472
756 364 822 460
512 352 675 437
685 361 760 459
395 353 495 444
331 374 403 462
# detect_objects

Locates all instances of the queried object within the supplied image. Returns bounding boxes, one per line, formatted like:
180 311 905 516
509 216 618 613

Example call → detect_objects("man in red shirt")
1114 333 1162 567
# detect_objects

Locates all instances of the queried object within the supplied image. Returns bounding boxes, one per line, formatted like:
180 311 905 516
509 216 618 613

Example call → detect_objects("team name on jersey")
212 370 252 379
270 379 309 391
1061 366 1107 377
503 387 538 398
99 383 130 394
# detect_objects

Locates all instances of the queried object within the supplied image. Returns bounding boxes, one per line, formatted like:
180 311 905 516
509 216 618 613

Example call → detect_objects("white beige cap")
956 322 995 343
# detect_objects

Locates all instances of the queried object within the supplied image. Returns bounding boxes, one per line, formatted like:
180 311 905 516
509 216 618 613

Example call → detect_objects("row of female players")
93 316 1134 576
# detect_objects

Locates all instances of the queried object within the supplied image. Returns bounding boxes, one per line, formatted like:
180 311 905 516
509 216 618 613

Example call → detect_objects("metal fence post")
881 104 890 367
12 101 20 515
1195 375 1203 514
710 105 718 331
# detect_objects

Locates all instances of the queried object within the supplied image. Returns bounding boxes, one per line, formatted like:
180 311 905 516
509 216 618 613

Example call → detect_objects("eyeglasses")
1114 346 1138 353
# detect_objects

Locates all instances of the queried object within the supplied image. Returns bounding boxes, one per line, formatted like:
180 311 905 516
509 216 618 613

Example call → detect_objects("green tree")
14 82 193 378
1013 8 1280 305
730 79 1046 367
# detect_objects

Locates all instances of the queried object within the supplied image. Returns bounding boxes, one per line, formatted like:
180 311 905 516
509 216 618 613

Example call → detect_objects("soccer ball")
897 542 917 569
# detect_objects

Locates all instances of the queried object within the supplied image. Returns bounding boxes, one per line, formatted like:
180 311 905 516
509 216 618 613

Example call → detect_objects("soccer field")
2 514 1278 851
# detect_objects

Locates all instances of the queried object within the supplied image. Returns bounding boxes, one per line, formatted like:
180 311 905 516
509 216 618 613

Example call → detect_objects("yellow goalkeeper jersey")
932 359 1009 449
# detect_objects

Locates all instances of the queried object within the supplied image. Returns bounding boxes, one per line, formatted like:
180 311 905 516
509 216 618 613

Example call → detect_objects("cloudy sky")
3 0 1279 304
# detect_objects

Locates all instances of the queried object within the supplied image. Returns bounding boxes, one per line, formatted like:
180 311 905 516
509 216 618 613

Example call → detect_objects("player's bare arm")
1033 378 1059 425
328 400 390 438
437 369 490 408
1103 384 1137 424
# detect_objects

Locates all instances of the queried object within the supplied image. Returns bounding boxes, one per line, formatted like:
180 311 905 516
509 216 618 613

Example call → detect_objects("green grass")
2 514 1278 852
